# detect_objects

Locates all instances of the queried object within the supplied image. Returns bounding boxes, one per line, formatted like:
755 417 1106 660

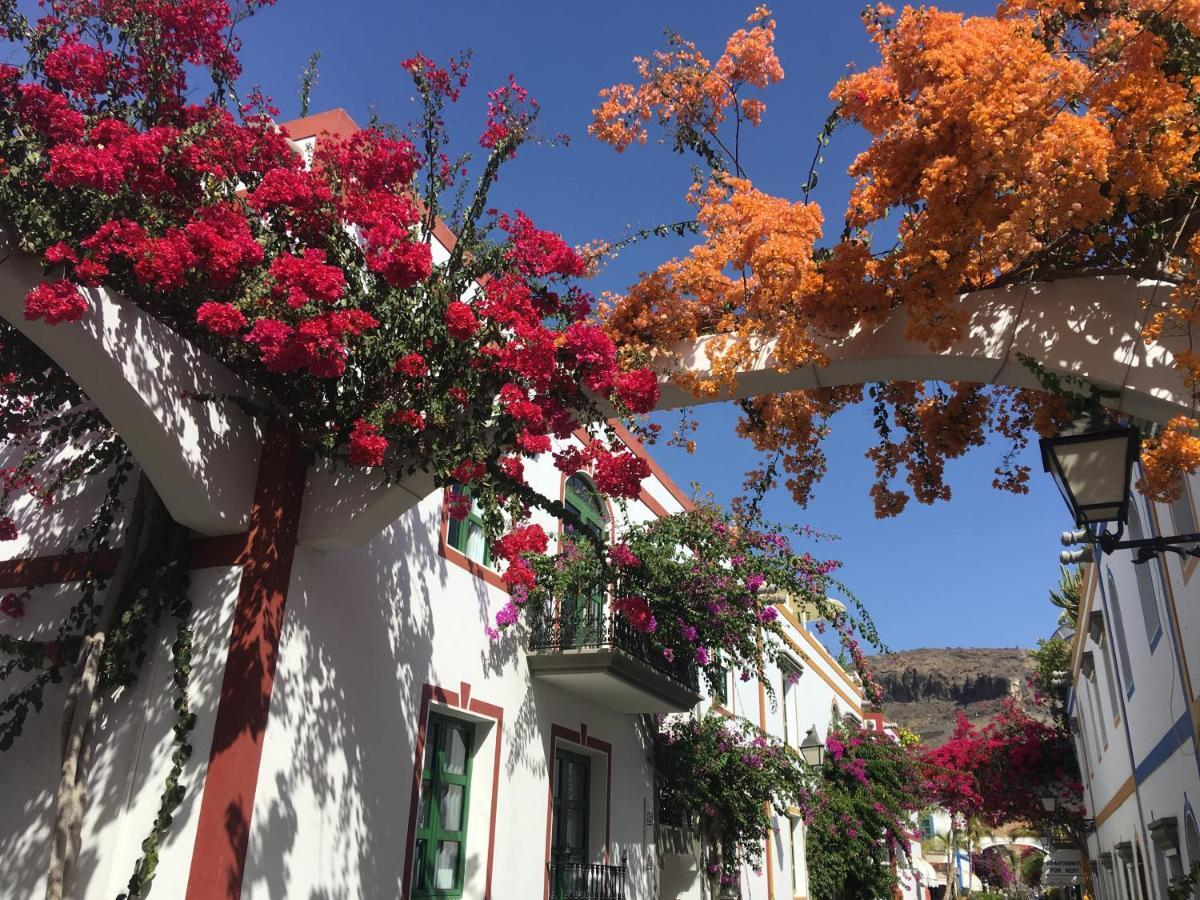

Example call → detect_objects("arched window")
564 473 608 545
563 473 608 632
1106 571 1136 697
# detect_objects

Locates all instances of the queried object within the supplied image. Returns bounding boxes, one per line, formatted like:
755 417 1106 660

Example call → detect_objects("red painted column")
185 428 308 900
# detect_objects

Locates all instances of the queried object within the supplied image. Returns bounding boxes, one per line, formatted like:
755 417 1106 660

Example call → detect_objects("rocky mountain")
870 647 1040 746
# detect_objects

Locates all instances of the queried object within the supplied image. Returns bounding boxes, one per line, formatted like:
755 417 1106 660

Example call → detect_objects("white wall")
1073 479 1200 900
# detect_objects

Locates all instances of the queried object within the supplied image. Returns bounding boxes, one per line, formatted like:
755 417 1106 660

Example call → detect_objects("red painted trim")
402 681 505 900
185 426 309 900
0 548 120 589
570 426 676 521
608 420 695 512
402 685 435 900
189 533 252 569
468 696 505 897
544 723 613 900
0 529 260 591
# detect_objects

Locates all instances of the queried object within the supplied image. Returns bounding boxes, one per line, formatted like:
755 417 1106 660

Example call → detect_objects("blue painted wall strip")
1134 709 1193 785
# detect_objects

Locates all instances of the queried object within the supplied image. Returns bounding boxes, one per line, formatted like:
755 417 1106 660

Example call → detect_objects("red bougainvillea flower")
615 368 660 414
502 558 537 590
445 489 471 521
269 249 346 309
613 595 657 633
348 419 387 467
0 516 17 541
43 39 112 97
590 444 650 498
609 543 641 568
492 523 549 561
24 282 88 325
388 409 426 431
445 300 478 340
394 352 429 378
195 301 247 336
0 592 24 619
450 460 487 484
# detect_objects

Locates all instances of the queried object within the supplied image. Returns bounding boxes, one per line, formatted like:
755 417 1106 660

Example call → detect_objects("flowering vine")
654 714 816 895
494 501 885 697
591 3 1200 514
805 721 931 900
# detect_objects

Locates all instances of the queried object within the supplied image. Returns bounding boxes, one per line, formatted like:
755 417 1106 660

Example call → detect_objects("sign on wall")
1044 849 1083 886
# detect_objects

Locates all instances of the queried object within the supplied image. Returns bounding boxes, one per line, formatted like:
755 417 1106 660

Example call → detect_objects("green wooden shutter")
412 714 475 898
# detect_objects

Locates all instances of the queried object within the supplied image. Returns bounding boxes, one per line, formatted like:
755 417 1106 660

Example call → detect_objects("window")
1088 676 1107 748
1080 715 1099 772
446 487 491 567
780 658 803 745
1128 505 1164 650
789 815 807 896
563 473 608 630
412 714 475 898
1135 840 1151 900
1107 571 1136 697
552 749 591 863
711 658 730 708
1101 638 1122 719
1169 475 1197 537
564 473 608 544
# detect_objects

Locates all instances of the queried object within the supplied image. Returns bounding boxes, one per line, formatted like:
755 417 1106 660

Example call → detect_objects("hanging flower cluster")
654 714 815 894
0 0 663 548
804 720 931 900
495 501 884 697
592 2 1200 514
922 698 1084 829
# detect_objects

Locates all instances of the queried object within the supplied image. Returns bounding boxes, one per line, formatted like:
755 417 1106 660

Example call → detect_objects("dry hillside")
871 647 1041 746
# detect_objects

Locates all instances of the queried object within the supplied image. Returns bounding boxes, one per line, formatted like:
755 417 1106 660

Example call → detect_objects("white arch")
659 275 1191 425
311 274 1193 549
977 835 1049 853
0 226 261 536
1 222 1193 547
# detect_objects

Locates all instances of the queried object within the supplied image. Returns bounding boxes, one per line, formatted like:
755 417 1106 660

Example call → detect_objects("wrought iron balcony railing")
547 856 627 900
526 603 700 694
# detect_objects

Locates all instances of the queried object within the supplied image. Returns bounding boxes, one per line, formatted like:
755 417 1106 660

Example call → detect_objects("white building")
658 596 867 900
1068 467 1200 900
0 110 869 900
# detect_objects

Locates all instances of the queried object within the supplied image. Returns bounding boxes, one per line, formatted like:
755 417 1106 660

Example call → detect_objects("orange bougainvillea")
591 6 782 157
593 3 1200 515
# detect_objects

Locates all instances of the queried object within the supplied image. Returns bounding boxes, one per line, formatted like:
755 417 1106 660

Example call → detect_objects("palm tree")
1049 567 1083 628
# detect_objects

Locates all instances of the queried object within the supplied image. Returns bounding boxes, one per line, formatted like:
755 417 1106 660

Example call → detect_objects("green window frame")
412 714 475 898
563 473 608 626
564 473 608 544
711 658 729 707
446 486 491 568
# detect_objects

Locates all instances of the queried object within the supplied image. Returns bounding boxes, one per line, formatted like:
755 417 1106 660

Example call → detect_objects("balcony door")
563 473 608 642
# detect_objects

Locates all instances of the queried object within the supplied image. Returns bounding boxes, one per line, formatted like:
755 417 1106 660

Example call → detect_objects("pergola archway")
1 224 1191 548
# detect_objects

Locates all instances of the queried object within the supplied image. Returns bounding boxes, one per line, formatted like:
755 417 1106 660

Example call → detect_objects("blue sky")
232 0 1068 652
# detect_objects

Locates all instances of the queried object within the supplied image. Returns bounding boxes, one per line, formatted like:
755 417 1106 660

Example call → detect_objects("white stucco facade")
1069 472 1200 900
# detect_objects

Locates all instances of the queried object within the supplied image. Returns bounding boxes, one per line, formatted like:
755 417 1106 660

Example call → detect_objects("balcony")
526 605 701 713
547 857 627 900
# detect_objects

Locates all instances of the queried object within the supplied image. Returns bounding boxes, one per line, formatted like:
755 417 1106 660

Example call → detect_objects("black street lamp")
800 726 825 767
1040 413 1200 564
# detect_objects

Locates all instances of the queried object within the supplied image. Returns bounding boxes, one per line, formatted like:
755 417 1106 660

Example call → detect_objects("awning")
908 856 939 884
